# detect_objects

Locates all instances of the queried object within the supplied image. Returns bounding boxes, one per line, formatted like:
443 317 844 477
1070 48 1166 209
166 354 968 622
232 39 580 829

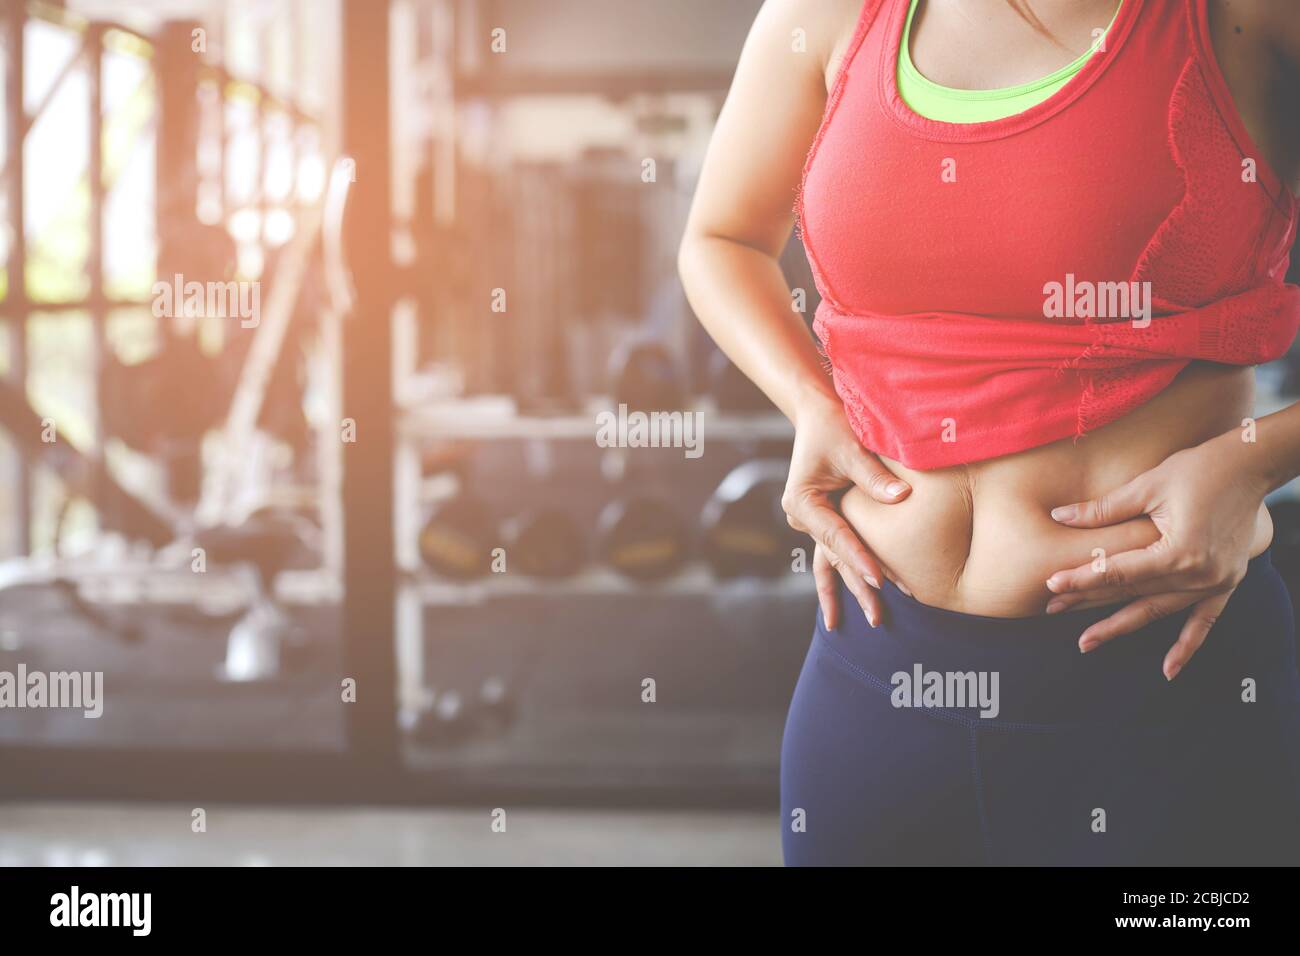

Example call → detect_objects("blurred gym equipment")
597 495 691 581
418 493 498 580
701 460 801 579
195 508 322 681
100 332 227 505
5 0 836 802
0 9 343 703
0 191 333 682
609 341 687 412
0 381 176 550
502 507 587 579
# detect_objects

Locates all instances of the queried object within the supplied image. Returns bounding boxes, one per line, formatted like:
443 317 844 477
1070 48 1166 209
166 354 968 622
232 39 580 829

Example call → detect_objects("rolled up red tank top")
796 0 1300 470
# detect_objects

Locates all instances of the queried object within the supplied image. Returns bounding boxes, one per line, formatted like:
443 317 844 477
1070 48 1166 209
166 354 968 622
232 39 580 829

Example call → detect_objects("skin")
678 0 1300 679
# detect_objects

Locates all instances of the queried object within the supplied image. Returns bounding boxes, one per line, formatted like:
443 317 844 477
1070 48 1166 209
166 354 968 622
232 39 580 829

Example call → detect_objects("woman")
679 0 1300 865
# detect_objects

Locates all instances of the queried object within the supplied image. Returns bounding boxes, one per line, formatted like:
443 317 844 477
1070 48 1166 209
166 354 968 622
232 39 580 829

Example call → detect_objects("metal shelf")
398 395 793 441
392 392 799 711
399 562 813 606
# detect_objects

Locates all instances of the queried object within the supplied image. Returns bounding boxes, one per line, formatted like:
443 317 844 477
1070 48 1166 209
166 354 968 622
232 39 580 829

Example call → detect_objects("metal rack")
392 393 806 714
384 0 813 748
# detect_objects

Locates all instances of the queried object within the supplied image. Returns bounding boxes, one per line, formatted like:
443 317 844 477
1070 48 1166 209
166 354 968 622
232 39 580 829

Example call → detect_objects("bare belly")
842 362 1274 617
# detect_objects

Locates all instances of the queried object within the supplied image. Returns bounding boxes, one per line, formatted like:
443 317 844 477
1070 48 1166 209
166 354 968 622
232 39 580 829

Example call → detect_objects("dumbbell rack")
392 393 808 720
379 0 819 791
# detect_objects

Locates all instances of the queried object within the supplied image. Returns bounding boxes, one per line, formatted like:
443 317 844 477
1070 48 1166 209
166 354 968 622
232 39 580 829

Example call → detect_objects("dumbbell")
418 493 498 580
597 495 690 581
701 460 802 579
502 507 586 579
609 340 685 411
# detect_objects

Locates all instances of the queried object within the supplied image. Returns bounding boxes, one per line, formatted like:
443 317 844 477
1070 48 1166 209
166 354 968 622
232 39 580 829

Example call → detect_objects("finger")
823 543 881 627
1163 590 1232 681
1050 477 1149 529
813 545 839 631
1044 570 1186 613
888 570 914 598
1045 541 1175 595
842 451 910 505
856 578 883 629
1077 591 1200 652
792 494 884 589
1046 582 1187 614
1047 593 1128 614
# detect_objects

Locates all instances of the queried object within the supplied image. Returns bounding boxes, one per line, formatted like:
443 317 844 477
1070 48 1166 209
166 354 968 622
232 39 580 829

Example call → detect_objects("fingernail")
1050 505 1076 522
864 608 879 628
1080 638 1098 654
1165 662 1182 681
1046 599 1065 614
885 480 908 498
864 574 880 589
1045 576 1062 593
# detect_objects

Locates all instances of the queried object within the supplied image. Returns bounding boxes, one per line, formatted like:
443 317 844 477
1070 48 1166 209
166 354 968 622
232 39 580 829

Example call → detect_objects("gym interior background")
0 0 1297 867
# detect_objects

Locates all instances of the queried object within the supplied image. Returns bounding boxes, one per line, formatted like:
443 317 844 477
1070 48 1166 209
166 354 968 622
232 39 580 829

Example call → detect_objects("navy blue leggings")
780 550 1300 865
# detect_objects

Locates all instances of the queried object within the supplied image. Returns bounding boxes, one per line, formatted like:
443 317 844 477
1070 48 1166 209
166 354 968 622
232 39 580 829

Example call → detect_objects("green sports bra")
898 0 1122 123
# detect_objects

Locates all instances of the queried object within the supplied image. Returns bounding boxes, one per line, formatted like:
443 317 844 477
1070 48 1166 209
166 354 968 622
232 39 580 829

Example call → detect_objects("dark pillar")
340 0 398 768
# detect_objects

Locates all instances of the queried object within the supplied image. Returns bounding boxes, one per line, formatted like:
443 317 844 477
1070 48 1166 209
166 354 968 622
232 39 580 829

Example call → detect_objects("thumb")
845 449 911 504
1051 477 1148 528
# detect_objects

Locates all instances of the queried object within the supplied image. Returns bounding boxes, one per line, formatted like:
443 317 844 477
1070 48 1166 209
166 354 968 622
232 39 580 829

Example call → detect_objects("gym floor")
0 803 779 867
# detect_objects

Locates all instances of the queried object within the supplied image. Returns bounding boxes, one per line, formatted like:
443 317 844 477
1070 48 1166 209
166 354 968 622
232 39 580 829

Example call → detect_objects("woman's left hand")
1041 432 1270 680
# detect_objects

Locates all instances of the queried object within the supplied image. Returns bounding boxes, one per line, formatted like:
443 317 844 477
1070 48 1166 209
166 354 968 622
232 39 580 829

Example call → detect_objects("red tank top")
797 0 1300 469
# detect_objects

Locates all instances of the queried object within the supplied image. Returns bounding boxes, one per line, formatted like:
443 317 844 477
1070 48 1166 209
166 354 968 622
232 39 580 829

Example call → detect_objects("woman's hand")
1042 431 1271 680
783 392 911 629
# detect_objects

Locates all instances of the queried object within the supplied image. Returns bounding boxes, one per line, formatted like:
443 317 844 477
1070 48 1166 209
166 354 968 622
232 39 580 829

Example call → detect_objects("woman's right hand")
782 392 912 629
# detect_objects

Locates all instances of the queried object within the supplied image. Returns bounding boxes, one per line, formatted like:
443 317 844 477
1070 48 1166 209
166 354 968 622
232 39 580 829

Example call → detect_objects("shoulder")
751 0 872 87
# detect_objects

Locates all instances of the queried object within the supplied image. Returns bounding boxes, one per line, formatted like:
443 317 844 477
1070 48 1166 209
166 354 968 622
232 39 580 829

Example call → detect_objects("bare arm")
678 0 841 420
678 0 909 627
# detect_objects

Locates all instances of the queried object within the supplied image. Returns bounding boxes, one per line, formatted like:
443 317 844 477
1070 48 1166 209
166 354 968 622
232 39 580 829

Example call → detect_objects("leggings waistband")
818 549 1295 727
